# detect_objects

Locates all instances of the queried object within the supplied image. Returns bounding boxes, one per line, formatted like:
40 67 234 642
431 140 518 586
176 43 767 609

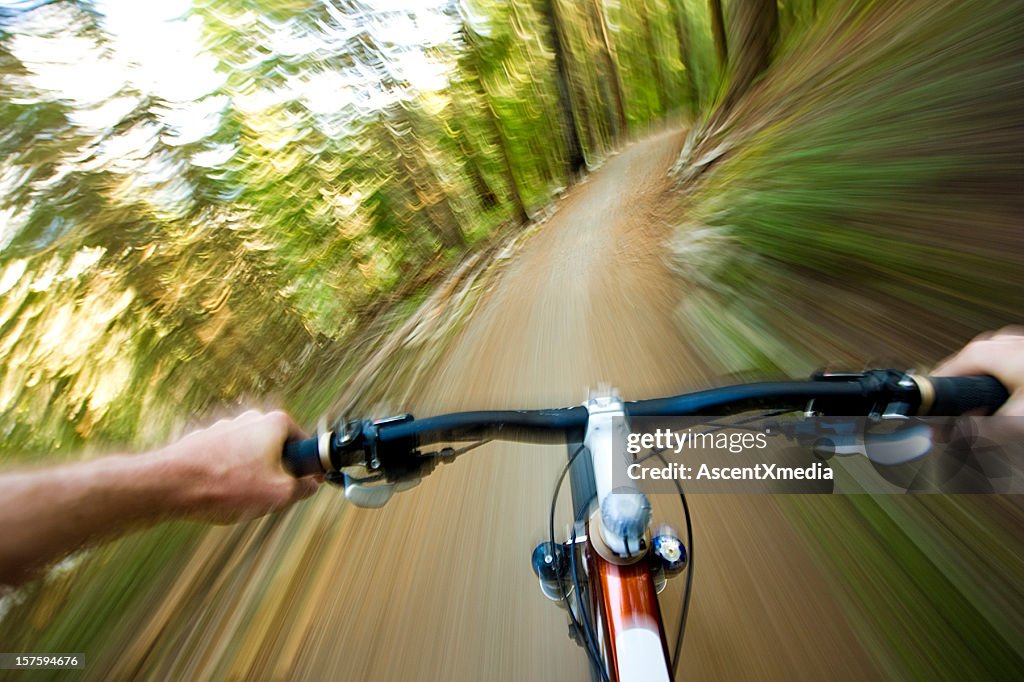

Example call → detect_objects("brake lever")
326 451 431 508
328 439 489 508
769 416 933 465
332 472 423 508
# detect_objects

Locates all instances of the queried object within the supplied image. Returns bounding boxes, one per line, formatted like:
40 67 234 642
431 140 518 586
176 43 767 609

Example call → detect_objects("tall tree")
456 20 531 223
588 0 627 137
708 0 728 72
725 0 778 102
539 0 587 175
381 105 466 249
638 0 669 115
668 0 698 108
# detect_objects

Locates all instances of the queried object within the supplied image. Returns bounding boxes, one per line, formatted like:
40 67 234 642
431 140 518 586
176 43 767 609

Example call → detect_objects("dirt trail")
271 129 880 680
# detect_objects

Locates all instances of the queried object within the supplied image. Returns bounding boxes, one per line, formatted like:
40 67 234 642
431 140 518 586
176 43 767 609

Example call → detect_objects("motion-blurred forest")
1 0 1023 678
1 0 1021 451
0 0 711 453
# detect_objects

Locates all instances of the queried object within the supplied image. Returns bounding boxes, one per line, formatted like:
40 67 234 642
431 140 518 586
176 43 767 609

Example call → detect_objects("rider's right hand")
932 327 1024 417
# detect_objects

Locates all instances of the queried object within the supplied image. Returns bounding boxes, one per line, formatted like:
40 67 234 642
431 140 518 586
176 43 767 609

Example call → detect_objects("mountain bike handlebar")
279 368 1007 681
282 370 1008 478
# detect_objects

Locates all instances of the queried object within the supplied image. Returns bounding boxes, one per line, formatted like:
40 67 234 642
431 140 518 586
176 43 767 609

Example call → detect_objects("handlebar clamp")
810 369 920 417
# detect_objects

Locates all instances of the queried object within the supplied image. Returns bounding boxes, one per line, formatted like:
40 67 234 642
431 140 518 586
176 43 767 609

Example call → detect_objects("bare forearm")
0 410 318 587
0 451 192 586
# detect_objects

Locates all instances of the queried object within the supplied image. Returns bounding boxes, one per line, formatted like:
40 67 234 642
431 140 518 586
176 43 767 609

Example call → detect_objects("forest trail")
278 129 881 680
119 129 883 681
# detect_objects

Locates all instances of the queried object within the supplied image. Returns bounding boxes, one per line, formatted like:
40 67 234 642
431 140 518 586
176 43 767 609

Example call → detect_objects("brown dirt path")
280 129 881 680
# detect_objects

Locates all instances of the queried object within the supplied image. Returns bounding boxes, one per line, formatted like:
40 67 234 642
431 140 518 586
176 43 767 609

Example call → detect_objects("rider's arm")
0 410 318 587
932 327 1024 416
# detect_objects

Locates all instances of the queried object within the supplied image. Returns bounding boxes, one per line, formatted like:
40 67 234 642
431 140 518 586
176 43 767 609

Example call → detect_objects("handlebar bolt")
531 542 570 602
531 542 567 580
651 532 687 576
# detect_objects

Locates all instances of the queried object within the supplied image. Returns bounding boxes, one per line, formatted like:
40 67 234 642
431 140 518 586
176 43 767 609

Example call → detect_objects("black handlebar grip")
926 375 1009 416
283 437 325 477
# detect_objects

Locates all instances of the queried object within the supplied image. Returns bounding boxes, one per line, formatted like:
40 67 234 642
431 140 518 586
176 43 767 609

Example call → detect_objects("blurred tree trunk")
540 0 587 175
682 0 778 183
487 105 531 224
457 23 531 224
589 0 628 137
385 109 465 248
571 56 601 158
669 0 698 104
638 0 668 114
726 0 778 103
708 0 728 71
421 191 465 248
555 3 601 159
464 149 499 210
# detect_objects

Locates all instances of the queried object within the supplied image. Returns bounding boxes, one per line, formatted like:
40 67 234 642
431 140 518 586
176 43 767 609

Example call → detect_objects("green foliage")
673 0 1024 371
0 0 697 453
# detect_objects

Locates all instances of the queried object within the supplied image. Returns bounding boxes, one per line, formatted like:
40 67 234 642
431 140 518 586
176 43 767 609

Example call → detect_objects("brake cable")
549 443 610 682
636 409 792 673
570 503 609 682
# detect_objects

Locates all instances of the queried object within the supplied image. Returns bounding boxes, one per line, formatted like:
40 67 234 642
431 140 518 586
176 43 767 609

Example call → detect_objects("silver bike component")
343 475 395 508
318 430 335 472
539 578 574 604
342 474 421 508
909 373 935 415
810 422 933 464
584 390 652 560
862 424 933 465
654 535 683 564
653 565 667 594
601 491 652 539
882 373 921 418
